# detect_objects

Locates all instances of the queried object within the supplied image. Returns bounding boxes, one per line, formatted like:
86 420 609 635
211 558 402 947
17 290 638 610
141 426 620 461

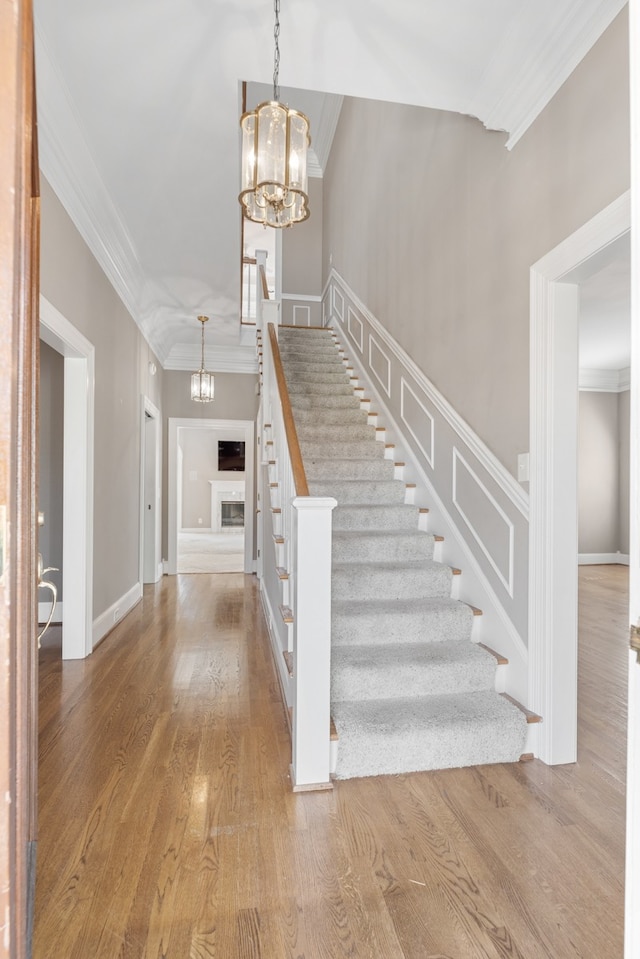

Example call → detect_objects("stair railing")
257 277 336 789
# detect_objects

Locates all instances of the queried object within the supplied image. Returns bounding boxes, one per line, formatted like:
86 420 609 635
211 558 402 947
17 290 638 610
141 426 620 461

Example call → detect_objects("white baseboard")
38 600 63 625
92 581 142 648
180 527 213 533
578 552 629 566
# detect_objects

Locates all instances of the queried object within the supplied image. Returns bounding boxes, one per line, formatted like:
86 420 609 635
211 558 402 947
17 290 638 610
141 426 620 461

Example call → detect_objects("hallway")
34 568 626 958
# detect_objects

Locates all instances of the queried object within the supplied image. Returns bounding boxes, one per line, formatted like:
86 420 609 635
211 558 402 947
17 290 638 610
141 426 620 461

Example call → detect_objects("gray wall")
39 340 64 600
322 10 629 476
282 177 323 295
40 177 164 620
578 389 630 556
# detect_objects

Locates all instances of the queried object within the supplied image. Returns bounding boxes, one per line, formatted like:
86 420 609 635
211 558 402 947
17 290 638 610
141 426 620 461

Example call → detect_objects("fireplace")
221 501 245 529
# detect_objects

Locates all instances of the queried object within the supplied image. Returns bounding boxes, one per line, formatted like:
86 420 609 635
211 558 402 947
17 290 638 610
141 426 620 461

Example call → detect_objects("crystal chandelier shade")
238 0 310 228
191 316 215 403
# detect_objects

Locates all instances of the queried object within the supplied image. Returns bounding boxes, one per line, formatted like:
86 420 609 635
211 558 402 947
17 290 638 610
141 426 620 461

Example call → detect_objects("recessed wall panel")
452 449 514 595
400 377 434 468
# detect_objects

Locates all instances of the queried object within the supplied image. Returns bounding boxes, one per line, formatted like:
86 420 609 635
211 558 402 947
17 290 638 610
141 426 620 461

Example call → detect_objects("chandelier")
191 315 215 402
239 0 310 228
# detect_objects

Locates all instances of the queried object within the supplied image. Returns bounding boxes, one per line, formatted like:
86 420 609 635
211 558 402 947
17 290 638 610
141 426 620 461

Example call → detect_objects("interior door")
0 0 40 956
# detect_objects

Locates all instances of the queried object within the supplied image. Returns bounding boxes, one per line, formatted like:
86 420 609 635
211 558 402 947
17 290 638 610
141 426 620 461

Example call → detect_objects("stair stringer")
329 321 533 743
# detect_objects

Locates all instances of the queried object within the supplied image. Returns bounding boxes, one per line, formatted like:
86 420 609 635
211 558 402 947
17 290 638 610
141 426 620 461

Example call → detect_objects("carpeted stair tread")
301 440 384 461
332 529 435 563
332 597 474 646
309 478 408 505
306 458 396 481
297 423 377 442
287 380 354 396
332 503 422 531
285 370 353 386
293 407 370 426
290 394 362 410
331 641 497 701
332 560 452 601
331 691 528 778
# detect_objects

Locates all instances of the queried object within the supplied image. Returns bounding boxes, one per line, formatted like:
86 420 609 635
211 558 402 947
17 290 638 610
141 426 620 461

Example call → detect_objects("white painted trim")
499 0 627 149
578 552 630 565
92 582 142 648
281 293 322 303
626 4 640 953
35 29 146 354
333 286 345 323
39 296 95 660
400 377 435 469
38 601 63 625
529 190 630 766
330 269 529 519
347 307 364 353
368 334 391 397
452 448 515 597
167 418 255 576
292 305 311 327
579 367 631 391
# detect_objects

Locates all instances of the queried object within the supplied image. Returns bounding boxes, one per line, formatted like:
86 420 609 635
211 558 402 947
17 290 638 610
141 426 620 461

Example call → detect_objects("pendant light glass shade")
191 316 215 403
239 101 310 228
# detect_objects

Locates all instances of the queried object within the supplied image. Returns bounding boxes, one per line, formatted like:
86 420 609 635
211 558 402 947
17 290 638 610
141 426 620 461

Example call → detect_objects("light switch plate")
517 452 530 483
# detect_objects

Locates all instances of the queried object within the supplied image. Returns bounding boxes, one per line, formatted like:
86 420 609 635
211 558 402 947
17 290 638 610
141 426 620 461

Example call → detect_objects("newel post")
291 496 337 789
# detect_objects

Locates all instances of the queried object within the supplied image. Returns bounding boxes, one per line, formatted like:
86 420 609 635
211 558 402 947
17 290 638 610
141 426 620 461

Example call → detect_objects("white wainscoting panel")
369 334 391 396
333 286 344 323
347 307 363 352
293 304 311 326
452 449 514 596
400 377 435 468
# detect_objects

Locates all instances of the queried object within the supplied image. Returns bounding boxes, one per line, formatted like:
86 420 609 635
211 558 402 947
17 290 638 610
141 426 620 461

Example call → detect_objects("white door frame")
39 296 94 659
139 396 162 585
625 3 640 953
167 417 255 575
529 191 630 765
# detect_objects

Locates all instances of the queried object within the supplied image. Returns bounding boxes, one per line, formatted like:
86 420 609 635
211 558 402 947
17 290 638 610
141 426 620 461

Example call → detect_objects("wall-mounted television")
218 440 246 472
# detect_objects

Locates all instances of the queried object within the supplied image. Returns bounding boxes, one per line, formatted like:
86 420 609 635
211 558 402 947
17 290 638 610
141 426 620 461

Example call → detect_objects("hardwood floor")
34 566 628 958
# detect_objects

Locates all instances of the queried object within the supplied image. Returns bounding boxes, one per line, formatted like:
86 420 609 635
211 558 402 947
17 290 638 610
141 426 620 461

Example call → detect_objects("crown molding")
35 24 145 326
476 0 626 148
579 366 630 392
311 95 344 174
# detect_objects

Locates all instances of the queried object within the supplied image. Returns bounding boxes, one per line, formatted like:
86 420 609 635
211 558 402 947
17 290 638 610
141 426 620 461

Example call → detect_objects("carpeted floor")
177 531 244 573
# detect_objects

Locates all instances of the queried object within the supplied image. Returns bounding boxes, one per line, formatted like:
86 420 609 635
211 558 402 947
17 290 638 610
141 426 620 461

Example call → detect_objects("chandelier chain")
273 0 280 101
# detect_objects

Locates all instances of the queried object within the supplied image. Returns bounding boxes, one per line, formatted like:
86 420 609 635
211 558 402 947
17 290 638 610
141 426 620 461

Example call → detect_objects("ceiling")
579 232 631 379
34 0 626 373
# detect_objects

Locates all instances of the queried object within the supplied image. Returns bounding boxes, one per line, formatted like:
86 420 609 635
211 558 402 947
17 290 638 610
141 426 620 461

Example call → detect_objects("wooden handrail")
268 323 309 496
242 256 257 265
260 264 270 300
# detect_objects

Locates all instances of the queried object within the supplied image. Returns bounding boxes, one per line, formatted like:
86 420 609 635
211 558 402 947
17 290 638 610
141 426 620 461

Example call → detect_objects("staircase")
278 324 529 780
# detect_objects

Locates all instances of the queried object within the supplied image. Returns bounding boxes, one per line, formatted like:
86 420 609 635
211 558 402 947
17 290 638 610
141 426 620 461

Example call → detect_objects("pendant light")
239 0 310 228
191 315 215 402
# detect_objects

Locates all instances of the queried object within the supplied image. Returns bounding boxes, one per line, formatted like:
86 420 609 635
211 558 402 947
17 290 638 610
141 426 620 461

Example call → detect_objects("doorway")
529 191 630 765
39 296 94 659
167 418 255 576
